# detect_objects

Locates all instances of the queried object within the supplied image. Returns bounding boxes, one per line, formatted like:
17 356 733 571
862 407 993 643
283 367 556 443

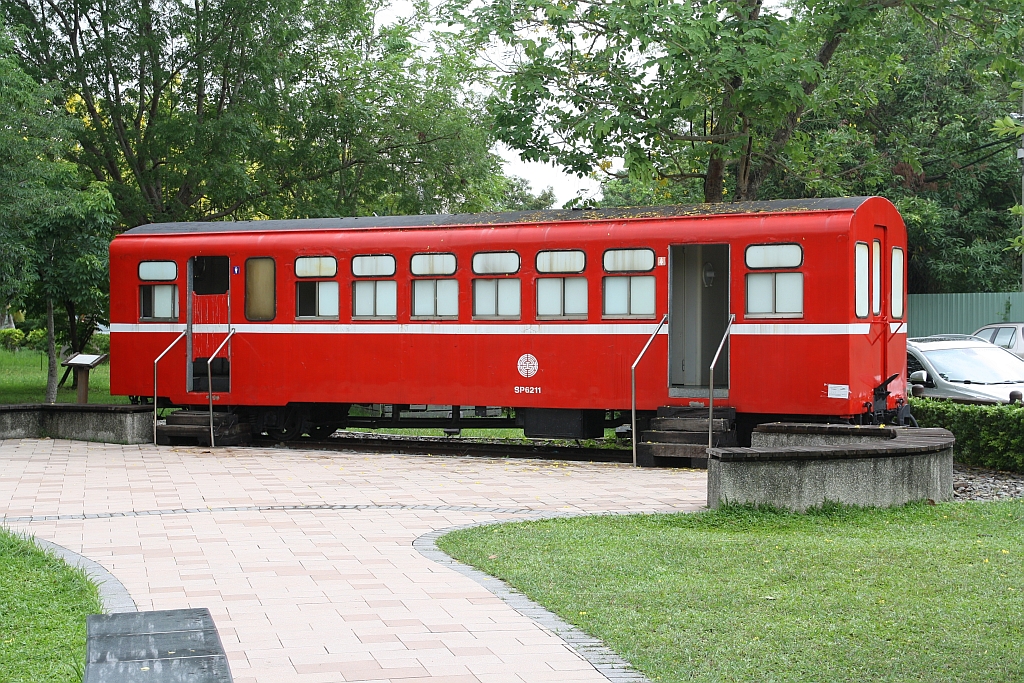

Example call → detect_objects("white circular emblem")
517 353 539 378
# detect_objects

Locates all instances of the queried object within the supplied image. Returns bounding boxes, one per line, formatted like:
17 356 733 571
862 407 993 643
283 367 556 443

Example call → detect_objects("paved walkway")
0 439 706 682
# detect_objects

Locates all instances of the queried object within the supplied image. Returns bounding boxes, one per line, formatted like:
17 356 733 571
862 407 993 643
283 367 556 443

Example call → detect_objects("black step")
157 422 251 446
657 406 736 420
636 442 708 469
166 411 237 427
642 430 737 446
650 416 731 432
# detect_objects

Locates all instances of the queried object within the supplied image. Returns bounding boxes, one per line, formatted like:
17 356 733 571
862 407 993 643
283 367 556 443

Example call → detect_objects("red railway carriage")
109 196 909 442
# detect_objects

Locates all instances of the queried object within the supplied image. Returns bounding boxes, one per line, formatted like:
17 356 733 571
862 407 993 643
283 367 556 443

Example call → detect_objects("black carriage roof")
123 196 873 235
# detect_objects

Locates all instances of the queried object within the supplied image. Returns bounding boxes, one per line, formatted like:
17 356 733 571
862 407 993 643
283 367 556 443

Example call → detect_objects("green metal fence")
907 292 1024 337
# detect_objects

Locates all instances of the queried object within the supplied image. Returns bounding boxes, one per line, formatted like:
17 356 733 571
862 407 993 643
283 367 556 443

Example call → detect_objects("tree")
3 0 516 226
458 0 1021 204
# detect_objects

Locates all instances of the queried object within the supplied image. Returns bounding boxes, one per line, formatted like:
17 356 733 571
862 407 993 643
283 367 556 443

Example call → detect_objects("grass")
344 426 628 448
438 501 1024 682
0 349 127 405
0 527 102 682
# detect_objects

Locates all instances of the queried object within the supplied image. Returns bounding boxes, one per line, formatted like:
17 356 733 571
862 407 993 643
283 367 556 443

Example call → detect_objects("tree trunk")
65 300 79 389
45 298 58 403
703 154 727 203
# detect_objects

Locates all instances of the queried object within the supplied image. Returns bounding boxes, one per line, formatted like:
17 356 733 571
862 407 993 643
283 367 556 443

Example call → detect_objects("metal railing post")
207 329 235 447
153 331 187 445
708 314 736 451
632 314 669 467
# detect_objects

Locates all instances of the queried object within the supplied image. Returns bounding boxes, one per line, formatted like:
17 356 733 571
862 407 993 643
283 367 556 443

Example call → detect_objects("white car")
907 335 1024 404
973 323 1024 358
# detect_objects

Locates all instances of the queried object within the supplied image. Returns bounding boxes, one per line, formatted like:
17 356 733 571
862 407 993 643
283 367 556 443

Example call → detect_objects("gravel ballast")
953 464 1024 501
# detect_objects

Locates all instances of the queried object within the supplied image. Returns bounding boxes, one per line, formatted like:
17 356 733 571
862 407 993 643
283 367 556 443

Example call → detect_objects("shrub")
23 328 47 351
910 397 1024 472
0 328 25 350
86 333 110 355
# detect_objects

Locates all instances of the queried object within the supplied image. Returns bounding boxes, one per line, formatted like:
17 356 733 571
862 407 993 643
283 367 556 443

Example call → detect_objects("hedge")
909 397 1024 472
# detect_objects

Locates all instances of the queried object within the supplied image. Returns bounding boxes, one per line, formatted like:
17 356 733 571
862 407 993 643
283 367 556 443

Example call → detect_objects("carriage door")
668 244 730 397
186 256 231 393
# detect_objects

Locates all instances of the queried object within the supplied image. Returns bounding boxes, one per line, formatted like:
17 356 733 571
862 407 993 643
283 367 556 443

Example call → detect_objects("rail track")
250 430 633 463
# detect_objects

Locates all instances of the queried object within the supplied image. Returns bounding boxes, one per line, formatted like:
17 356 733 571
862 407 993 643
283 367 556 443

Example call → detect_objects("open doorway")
668 244 730 396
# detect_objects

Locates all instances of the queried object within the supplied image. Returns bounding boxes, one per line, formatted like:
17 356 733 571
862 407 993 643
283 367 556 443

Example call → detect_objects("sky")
495 143 603 207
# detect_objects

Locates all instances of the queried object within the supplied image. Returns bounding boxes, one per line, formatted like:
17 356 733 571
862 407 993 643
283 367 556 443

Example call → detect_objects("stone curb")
414 519 652 683
32 537 137 614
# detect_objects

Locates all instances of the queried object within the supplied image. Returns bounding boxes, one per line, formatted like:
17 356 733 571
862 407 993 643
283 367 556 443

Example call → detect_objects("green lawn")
0 349 127 405
0 528 102 682
439 501 1024 682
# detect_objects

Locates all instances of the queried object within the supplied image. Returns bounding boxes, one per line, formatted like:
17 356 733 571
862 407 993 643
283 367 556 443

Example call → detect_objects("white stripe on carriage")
889 322 907 334
113 322 883 336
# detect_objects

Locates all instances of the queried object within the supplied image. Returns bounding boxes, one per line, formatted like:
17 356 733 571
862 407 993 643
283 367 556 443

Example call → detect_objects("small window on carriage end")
140 285 179 320
855 242 869 318
745 272 803 318
891 247 905 319
138 261 177 281
245 258 276 321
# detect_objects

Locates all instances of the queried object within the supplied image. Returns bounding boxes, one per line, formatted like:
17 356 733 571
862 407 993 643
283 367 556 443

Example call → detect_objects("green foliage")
0 348 124 404
0 527 102 682
23 329 45 351
440 501 1024 682
3 0 518 225
85 333 109 355
910 398 1024 471
0 328 24 350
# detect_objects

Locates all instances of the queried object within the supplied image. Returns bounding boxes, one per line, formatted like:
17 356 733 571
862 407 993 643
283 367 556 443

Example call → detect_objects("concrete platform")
0 438 706 683
707 424 955 511
0 404 151 444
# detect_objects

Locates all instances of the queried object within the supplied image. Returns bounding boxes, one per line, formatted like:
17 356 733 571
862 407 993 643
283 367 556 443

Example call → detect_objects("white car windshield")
923 346 1024 384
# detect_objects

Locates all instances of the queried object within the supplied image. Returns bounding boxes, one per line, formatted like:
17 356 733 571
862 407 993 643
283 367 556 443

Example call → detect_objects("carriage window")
473 279 520 318
745 244 803 269
140 285 178 320
603 276 655 317
537 250 586 273
353 280 397 318
411 253 457 276
603 249 655 272
296 281 339 318
413 279 459 318
192 256 229 295
352 254 396 277
872 240 881 315
745 272 803 317
295 256 337 278
139 261 177 281
537 277 587 318
891 247 905 319
245 258 276 321
855 242 869 318
473 252 520 275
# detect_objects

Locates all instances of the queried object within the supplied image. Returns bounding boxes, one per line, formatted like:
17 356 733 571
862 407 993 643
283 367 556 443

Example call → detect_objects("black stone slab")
83 656 232 683
84 609 232 683
87 630 225 663
87 609 216 637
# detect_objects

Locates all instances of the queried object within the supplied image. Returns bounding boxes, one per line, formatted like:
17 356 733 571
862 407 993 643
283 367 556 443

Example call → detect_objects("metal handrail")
153 331 187 445
207 328 235 447
631 314 669 467
708 313 736 451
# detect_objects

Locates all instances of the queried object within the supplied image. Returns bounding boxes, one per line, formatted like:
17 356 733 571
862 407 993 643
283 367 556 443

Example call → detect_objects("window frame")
411 278 459 320
244 257 277 322
472 277 521 319
295 280 340 320
536 276 588 319
139 284 179 321
744 271 804 318
601 275 656 319
352 279 397 320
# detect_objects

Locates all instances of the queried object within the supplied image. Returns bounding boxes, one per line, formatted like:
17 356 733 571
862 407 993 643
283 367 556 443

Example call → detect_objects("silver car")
907 335 1024 404
973 323 1024 358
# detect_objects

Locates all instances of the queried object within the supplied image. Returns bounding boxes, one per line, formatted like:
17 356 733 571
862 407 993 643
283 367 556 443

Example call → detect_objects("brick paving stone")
0 438 705 682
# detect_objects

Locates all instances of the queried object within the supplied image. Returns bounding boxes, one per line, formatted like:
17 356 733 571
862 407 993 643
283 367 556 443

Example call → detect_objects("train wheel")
266 408 302 441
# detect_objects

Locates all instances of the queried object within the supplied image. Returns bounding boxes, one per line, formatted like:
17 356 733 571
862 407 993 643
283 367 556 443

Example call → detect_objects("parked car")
973 323 1024 357
907 335 1024 404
